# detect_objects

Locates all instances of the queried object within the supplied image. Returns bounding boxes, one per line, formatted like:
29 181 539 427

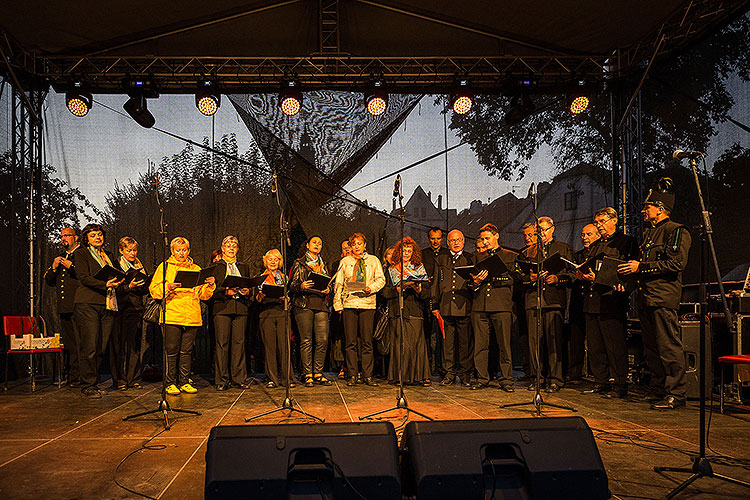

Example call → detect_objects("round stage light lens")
570 96 590 114
197 95 219 116
281 96 301 116
366 96 387 116
452 95 473 114
66 95 91 117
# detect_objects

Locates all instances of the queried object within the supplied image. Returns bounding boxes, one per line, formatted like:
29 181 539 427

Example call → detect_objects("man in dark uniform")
579 208 638 398
518 216 574 392
431 229 474 387
422 227 450 374
567 223 599 385
43 227 81 386
619 182 691 409
469 223 518 391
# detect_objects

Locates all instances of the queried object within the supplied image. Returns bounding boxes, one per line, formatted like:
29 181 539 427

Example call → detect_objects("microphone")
271 171 278 194
527 182 535 198
151 172 160 186
393 174 401 197
672 150 703 160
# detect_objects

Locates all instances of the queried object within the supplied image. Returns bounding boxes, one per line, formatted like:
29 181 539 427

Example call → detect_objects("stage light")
504 92 535 126
279 81 302 116
450 79 473 114
195 80 220 116
66 91 92 117
570 95 590 114
365 85 388 116
123 94 155 128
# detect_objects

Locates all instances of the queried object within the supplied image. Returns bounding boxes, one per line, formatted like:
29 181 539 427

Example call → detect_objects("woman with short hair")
149 237 215 395
256 248 293 388
332 232 385 386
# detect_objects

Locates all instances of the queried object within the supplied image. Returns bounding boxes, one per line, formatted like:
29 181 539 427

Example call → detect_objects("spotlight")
450 79 473 114
365 84 388 116
123 94 155 128
279 81 302 116
196 80 220 116
569 95 590 114
66 91 92 117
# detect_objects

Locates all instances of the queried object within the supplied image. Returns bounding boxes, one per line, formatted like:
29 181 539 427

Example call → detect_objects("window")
564 190 580 211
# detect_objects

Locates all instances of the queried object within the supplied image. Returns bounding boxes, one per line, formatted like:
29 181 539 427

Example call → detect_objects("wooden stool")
718 354 750 413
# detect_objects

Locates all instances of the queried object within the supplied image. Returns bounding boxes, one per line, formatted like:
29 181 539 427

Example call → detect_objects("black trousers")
567 312 586 380
259 310 289 386
342 308 375 379
441 315 473 379
162 324 197 386
213 313 249 386
472 311 513 384
74 303 114 389
294 308 329 376
526 308 564 385
59 312 81 383
586 312 627 387
639 304 687 398
110 310 143 387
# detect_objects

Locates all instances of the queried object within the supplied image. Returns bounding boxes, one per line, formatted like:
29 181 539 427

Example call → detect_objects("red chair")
718 354 750 413
3 316 62 391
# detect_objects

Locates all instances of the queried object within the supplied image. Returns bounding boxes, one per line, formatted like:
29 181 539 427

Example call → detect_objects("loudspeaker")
205 422 400 500
680 320 712 399
401 417 609 500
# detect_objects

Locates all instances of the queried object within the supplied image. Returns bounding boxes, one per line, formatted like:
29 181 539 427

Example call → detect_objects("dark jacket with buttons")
211 260 252 316
583 231 638 315
570 245 594 321
636 218 691 310
470 248 518 313
73 246 117 305
431 251 475 317
518 239 574 310
43 249 80 314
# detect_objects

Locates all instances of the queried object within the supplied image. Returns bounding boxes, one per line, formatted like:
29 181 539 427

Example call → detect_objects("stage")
1 375 749 499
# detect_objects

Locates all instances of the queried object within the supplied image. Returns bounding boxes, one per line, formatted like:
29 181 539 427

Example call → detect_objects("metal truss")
619 93 644 237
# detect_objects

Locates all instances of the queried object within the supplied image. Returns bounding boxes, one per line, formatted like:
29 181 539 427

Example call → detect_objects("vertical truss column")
319 0 340 54
619 92 644 237
10 85 45 316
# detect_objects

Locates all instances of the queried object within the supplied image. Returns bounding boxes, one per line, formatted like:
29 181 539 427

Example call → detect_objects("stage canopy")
2 1 748 92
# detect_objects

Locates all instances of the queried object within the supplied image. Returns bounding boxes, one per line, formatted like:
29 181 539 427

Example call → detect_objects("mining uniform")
43 249 81 383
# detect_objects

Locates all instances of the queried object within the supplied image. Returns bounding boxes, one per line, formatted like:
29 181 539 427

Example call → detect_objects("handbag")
143 262 168 324
373 304 390 355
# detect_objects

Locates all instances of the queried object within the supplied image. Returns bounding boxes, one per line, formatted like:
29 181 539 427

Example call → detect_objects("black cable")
326 457 370 500
113 424 169 499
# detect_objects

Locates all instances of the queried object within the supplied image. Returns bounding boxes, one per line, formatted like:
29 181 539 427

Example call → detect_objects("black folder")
222 274 266 289
517 252 566 276
594 255 629 288
454 254 508 281
94 265 126 282
261 283 285 298
174 267 216 288
561 252 602 275
309 272 333 291
123 268 151 286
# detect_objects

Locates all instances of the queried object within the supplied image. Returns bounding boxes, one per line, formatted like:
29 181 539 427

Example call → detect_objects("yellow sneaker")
180 383 198 394
165 384 180 396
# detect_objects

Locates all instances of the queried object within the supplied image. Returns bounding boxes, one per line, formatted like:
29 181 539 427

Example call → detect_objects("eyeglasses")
593 217 613 226
447 238 463 243
539 225 553 232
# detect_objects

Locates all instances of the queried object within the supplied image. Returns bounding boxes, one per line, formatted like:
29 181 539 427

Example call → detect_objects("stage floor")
1 375 749 499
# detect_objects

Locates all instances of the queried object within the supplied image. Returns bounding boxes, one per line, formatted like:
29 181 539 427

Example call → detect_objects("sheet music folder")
516 252 566 276
174 266 216 288
222 274 266 289
454 253 508 281
309 272 333 291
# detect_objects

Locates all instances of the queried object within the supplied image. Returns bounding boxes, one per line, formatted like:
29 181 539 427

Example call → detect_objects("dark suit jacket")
431 251 474 317
584 231 638 315
421 246 451 279
73 246 117 305
211 260 251 316
519 239 574 310
115 260 149 312
43 249 80 314
470 247 518 313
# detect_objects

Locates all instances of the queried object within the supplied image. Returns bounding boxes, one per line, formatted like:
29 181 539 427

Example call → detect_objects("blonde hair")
170 236 190 252
263 248 283 268
118 236 138 250
221 235 239 248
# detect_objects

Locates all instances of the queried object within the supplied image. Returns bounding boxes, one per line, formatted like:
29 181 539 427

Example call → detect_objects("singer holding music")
332 233 386 387
256 249 292 389
149 237 216 395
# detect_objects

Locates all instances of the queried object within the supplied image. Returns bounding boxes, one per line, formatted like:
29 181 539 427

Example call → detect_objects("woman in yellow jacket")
149 237 216 395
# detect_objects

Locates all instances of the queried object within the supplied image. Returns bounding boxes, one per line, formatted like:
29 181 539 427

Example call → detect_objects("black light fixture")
365 80 388 116
122 77 158 128
504 92 535 126
450 78 473 114
196 79 221 116
567 79 593 114
279 80 302 116
65 81 92 117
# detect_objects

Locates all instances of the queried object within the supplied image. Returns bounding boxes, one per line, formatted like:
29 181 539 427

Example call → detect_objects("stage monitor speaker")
680 320 712 399
401 416 609 500
205 421 400 500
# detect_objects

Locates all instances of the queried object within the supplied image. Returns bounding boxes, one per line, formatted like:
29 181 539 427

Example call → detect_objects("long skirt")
387 315 430 384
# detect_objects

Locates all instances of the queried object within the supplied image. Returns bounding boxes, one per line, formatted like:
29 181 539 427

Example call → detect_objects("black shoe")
314 376 333 386
304 376 315 388
545 383 561 393
528 383 545 391
69 380 84 388
363 377 379 387
347 376 357 386
238 381 253 389
591 383 611 394
82 387 102 399
634 390 665 403
499 384 515 393
130 382 142 390
470 382 488 390
460 378 472 387
216 384 228 391
651 395 685 410
422 379 432 387
265 381 277 389
440 377 455 386
566 377 582 386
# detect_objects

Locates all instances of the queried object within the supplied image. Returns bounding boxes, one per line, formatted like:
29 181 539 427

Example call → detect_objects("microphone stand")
360 175 433 422
123 171 200 429
246 171 324 423
654 155 749 497
502 185 574 416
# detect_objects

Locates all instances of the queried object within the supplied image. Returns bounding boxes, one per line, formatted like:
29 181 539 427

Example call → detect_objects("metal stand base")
122 397 201 430
359 393 434 421
655 457 750 499
245 396 325 423
501 389 576 416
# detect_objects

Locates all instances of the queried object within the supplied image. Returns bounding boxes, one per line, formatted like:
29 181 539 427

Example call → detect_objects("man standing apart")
43 227 81 386
431 230 474 386
422 227 450 374
619 183 691 409
568 223 599 384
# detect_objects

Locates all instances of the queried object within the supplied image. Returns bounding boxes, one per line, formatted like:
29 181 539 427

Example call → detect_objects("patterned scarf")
388 262 428 286
223 258 241 277
304 252 326 275
263 269 285 286
119 255 143 271
350 253 367 282
88 246 117 312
